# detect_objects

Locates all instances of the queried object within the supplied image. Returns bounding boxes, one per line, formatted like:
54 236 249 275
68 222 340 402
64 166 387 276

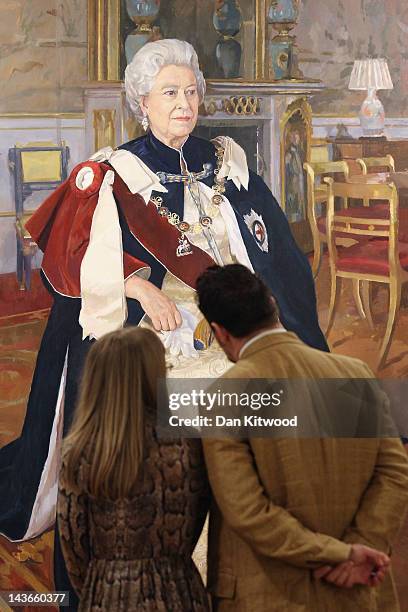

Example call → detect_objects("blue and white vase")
268 0 299 33
126 0 160 23
125 0 161 63
213 0 243 78
268 0 302 80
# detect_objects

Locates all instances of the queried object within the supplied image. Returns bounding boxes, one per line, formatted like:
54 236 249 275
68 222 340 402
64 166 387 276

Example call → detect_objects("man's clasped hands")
314 543 390 589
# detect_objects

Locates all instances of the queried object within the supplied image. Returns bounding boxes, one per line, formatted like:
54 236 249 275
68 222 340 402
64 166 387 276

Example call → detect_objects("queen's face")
141 64 199 150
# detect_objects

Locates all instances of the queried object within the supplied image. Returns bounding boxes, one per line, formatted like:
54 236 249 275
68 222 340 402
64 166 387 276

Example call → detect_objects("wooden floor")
1 260 408 610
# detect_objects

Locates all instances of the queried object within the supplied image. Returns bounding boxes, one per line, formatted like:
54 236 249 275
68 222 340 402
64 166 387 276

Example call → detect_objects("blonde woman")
57 327 210 611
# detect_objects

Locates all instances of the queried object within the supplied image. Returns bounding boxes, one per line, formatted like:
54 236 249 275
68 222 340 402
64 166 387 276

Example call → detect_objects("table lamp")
348 58 393 137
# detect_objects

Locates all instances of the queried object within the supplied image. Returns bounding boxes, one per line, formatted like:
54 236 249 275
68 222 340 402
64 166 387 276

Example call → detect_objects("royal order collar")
104 132 249 194
144 132 249 190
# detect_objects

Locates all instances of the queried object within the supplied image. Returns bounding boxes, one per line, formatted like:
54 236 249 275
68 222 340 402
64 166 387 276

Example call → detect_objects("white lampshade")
348 58 393 91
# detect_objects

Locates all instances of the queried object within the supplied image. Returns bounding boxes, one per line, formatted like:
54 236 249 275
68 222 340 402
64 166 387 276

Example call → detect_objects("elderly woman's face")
141 64 199 149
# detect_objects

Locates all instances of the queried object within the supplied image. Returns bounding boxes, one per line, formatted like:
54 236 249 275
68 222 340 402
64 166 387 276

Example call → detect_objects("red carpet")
0 270 52 319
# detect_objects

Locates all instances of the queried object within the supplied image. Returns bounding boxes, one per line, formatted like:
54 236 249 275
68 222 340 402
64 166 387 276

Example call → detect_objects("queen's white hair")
124 39 206 123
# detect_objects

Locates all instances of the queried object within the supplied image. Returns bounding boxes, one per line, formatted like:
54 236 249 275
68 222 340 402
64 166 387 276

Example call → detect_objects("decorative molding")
312 116 408 125
313 113 357 118
88 0 121 81
0 127 83 131
207 79 324 93
204 96 261 116
0 211 15 218
93 109 117 151
255 0 268 80
0 113 85 119
224 96 260 115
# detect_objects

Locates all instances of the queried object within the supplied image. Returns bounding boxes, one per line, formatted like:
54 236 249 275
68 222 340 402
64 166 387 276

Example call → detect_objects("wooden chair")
325 178 408 369
303 160 350 278
356 154 395 176
356 155 395 207
8 142 69 289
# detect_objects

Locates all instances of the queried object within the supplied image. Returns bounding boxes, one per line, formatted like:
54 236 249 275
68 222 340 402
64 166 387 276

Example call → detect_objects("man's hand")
125 276 182 331
313 544 390 589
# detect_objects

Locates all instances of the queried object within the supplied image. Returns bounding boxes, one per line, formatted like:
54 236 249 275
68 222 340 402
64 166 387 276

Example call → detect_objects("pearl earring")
142 115 149 131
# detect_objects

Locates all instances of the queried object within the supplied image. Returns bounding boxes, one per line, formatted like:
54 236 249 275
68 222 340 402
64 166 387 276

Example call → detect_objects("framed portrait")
280 98 312 251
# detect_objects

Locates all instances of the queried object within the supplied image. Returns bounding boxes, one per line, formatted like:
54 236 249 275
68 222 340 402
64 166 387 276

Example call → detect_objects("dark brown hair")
196 264 279 337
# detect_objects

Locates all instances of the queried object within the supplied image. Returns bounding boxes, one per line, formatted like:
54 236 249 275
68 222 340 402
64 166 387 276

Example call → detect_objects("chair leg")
326 274 342 336
23 253 32 290
378 280 401 369
16 238 25 290
352 279 365 320
361 280 374 329
311 244 323 279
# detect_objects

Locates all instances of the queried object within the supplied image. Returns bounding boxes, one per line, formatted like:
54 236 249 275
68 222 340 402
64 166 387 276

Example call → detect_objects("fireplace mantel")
84 78 324 211
200 80 324 200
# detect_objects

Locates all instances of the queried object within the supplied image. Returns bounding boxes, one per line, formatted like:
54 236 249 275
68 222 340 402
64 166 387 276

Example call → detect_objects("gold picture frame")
88 0 121 82
280 97 312 251
88 0 268 82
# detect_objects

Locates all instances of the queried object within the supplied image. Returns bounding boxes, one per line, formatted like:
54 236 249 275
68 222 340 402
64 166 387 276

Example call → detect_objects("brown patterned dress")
57 427 210 611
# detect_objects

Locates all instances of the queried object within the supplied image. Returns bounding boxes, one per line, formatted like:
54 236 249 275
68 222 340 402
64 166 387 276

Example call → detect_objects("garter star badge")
243 209 269 253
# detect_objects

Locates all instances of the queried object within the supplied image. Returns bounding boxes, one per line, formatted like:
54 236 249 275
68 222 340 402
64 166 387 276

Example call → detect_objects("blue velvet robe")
0 131 327 541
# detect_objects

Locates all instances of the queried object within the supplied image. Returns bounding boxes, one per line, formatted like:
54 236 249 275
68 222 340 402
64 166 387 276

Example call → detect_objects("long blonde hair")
63 327 166 500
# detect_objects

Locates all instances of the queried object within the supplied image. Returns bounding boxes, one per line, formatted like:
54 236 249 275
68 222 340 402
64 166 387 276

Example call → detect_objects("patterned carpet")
0 272 51 319
0 302 54 611
0 264 408 610
0 310 48 448
0 531 56 612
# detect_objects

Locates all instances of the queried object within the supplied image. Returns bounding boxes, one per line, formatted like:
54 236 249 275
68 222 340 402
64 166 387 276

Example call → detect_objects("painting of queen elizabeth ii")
0 38 326 610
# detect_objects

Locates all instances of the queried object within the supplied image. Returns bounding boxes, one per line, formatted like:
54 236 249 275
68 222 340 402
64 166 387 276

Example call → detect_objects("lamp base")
359 88 385 137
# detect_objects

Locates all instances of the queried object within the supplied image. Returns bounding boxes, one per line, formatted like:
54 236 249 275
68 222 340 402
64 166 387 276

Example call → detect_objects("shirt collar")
238 327 287 360
147 130 214 176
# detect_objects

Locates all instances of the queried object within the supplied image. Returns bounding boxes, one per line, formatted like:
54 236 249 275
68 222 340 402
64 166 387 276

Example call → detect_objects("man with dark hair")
196 264 408 612
196 263 279 338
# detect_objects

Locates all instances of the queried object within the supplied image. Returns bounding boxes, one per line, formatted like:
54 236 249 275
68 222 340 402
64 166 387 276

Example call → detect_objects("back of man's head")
196 264 279 337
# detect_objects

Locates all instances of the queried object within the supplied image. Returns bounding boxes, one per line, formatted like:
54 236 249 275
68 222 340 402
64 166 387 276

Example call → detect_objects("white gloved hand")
161 307 199 359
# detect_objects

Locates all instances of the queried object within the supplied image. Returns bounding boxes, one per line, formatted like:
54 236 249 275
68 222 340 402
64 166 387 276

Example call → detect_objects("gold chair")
356 154 395 176
303 160 350 277
325 178 408 369
9 141 69 289
356 155 395 208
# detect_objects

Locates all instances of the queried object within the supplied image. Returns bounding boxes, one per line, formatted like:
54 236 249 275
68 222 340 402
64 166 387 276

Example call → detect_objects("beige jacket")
204 332 408 611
